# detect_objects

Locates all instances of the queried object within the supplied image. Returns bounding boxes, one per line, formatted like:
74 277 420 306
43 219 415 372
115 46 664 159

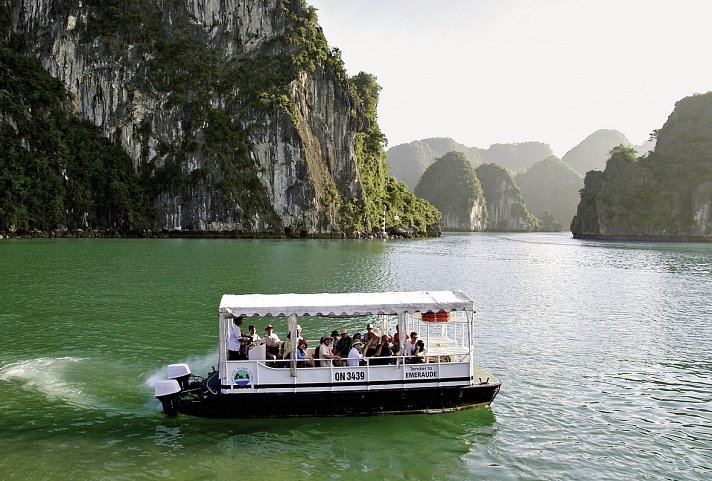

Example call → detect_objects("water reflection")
147 409 497 480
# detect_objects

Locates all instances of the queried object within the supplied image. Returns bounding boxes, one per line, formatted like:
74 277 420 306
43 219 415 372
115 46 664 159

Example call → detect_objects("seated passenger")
403 331 424 363
263 324 281 358
372 335 395 365
364 330 380 358
392 326 401 354
318 336 340 367
347 339 364 367
363 323 375 342
296 339 314 368
335 328 352 358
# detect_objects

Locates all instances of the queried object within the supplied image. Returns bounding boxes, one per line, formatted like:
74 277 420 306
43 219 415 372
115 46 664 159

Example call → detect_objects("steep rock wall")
4 0 363 234
475 163 538 231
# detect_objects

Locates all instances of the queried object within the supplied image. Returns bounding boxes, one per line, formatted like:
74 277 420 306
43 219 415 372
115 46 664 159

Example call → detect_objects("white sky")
307 0 712 156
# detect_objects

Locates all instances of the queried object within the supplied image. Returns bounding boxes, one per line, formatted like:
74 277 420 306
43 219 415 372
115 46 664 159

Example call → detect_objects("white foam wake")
0 356 96 407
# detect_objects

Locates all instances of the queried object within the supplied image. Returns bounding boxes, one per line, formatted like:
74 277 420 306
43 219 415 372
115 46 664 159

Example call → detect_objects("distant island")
386 131 652 232
571 92 712 241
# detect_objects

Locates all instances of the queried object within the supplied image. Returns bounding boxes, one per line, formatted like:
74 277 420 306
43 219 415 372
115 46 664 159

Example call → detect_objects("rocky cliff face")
571 92 712 240
3 0 364 234
414 151 487 231
475 163 538 231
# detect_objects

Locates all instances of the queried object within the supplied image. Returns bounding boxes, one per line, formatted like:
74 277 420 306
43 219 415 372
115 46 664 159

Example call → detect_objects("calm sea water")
1 233 711 480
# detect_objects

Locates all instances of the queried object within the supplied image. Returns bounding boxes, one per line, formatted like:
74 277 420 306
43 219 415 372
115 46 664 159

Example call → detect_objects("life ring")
421 311 450 322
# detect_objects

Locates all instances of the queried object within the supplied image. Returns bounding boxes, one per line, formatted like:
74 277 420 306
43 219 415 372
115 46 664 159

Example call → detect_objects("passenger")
330 330 340 348
392 325 401 354
335 328 352 358
313 337 325 367
373 334 395 365
318 336 341 367
263 324 281 358
403 332 424 363
281 324 303 359
364 329 380 357
247 324 261 342
296 339 315 368
363 323 375 342
227 316 251 360
347 339 364 367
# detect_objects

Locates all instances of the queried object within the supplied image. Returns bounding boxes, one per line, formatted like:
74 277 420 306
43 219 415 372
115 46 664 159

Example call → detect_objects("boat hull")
175 382 501 418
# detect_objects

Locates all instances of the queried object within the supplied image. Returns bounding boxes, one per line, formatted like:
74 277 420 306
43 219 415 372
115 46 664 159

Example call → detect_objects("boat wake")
0 356 103 409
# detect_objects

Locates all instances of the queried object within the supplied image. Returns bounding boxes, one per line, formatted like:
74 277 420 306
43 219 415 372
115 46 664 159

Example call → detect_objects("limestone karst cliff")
1 0 439 236
571 92 712 240
475 163 539 232
414 151 487 231
515 156 583 231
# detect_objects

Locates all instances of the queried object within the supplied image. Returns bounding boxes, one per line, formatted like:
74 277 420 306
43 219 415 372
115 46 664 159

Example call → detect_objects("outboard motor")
154 379 182 416
166 363 192 389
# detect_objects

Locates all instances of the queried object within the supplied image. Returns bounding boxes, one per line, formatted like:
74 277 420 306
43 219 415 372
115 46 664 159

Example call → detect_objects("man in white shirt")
403 331 421 361
263 324 281 358
227 316 249 360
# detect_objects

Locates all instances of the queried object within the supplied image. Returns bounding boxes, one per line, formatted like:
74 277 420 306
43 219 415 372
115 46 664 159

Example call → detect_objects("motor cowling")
154 379 181 416
166 363 192 390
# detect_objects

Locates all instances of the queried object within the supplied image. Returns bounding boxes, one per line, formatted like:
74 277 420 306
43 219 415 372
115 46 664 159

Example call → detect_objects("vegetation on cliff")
0 0 440 236
572 91 712 239
347 73 440 235
0 42 154 233
414 151 486 231
515 156 583 231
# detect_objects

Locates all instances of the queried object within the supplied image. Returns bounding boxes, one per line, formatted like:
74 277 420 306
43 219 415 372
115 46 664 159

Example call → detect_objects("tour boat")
154 290 501 417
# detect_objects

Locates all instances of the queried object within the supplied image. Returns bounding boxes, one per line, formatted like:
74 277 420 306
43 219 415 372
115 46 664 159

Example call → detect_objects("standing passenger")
227 316 250 360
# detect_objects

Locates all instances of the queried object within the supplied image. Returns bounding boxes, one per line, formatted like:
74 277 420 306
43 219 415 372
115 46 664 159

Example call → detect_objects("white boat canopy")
219 290 474 318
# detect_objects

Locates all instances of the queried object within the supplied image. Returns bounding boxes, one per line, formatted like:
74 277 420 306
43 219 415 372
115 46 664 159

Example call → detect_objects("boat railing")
248 352 470 369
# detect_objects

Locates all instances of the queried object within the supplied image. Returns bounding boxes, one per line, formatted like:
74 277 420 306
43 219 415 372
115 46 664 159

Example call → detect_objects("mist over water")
1 234 711 480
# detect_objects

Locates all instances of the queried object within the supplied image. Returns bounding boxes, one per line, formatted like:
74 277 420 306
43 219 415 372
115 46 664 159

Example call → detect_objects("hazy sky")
307 0 712 156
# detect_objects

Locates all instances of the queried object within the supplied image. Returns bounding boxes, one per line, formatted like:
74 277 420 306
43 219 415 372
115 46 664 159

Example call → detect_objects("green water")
1 234 711 480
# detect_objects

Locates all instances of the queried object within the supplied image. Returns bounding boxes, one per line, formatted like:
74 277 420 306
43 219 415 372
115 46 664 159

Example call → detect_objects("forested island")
0 0 439 238
571 92 712 241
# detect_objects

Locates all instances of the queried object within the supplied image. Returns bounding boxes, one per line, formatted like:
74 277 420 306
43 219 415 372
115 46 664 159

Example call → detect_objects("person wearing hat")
363 323 375 343
364 326 381 357
335 327 352 358
347 339 364 367
263 324 281 358
330 330 340 347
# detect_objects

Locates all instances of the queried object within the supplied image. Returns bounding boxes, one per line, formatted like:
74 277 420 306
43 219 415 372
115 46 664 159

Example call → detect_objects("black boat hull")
176 383 501 418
